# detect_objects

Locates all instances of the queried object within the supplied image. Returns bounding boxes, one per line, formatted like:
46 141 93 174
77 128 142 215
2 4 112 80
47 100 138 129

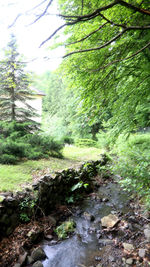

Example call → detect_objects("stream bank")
41 182 150 267
0 156 150 267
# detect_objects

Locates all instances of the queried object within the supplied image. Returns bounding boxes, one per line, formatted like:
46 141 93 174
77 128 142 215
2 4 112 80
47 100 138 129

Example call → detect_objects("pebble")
138 248 146 258
123 242 134 252
144 229 150 241
126 258 133 265
109 255 115 262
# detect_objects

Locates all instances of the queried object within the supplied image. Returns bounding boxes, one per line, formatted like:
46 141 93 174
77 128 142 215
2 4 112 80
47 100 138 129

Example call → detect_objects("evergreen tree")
0 35 39 130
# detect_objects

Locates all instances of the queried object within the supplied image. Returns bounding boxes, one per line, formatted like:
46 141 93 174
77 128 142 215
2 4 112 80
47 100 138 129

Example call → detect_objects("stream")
41 182 132 267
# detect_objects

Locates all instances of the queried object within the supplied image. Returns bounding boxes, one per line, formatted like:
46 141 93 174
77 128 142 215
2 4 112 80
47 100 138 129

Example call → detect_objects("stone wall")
0 155 108 239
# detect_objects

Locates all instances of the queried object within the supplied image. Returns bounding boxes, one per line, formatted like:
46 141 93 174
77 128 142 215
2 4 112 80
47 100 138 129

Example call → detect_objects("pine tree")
0 35 39 131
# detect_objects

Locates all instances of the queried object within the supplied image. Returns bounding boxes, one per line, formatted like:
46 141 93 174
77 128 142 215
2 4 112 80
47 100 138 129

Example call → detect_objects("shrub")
112 133 150 208
24 134 64 158
0 122 64 164
75 138 97 147
61 135 74 145
0 140 30 164
0 154 18 164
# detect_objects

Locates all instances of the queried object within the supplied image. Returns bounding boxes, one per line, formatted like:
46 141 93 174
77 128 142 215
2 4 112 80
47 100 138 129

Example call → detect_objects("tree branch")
67 23 108 46
63 29 127 57
58 0 150 20
93 42 150 71
31 0 54 24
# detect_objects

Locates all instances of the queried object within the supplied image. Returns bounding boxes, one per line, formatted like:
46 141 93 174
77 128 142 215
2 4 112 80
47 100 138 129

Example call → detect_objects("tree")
16 0 150 136
0 35 39 130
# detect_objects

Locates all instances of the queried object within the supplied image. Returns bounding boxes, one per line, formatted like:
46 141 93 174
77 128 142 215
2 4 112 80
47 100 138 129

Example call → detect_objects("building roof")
31 87 46 96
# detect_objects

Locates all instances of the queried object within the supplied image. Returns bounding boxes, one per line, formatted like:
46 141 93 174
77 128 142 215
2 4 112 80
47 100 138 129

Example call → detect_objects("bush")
0 122 64 164
112 133 150 208
0 154 18 164
61 135 74 145
24 134 64 158
75 138 97 147
96 131 112 150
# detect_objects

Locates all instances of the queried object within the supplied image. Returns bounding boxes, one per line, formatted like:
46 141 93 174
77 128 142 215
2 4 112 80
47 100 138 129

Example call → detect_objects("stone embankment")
0 154 108 239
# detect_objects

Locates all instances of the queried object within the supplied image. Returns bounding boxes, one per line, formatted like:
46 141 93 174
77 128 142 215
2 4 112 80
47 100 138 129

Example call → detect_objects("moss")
55 220 76 239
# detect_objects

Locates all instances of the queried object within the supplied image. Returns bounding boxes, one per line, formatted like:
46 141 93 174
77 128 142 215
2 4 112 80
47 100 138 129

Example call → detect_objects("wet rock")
27 256 34 265
144 224 150 230
123 243 134 252
83 212 95 222
95 256 101 261
44 234 53 241
49 240 58 245
89 227 96 233
138 248 146 258
48 215 56 226
142 210 150 219
102 198 109 202
32 261 43 267
18 251 28 265
27 229 43 243
31 247 46 261
126 258 133 265
98 239 114 245
109 255 115 262
101 214 119 228
13 264 21 267
144 228 150 241
96 233 102 239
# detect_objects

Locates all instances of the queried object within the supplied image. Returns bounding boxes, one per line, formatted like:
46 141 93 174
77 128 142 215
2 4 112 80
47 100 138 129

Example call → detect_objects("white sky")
0 0 64 73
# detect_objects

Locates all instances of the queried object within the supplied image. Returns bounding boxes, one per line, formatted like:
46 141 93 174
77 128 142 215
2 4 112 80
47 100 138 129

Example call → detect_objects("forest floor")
0 145 103 192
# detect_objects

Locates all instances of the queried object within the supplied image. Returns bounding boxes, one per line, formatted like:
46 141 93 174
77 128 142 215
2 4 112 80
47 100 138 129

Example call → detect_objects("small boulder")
31 247 46 261
83 212 95 222
123 243 134 252
48 215 56 226
144 228 150 242
32 261 43 267
138 248 146 258
13 264 21 267
27 256 34 265
27 229 43 243
101 214 119 228
98 239 114 245
18 251 28 265
126 258 133 265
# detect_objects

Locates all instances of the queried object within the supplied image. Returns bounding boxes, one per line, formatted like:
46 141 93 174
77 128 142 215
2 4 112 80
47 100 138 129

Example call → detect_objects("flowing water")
42 183 131 267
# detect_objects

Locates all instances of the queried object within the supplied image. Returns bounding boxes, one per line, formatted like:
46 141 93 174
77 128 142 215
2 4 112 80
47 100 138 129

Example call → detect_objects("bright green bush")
75 138 97 147
112 133 150 208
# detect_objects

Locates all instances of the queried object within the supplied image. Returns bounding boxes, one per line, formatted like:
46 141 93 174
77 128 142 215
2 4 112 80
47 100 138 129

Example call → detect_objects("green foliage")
20 213 30 223
61 135 74 145
75 138 97 147
55 220 76 239
71 181 88 192
112 133 150 208
56 0 150 137
0 121 64 164
0 35 39 128
19 196 37 222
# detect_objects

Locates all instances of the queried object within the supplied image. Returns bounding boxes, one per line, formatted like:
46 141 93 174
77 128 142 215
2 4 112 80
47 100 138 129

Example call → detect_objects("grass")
0 145 103 192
